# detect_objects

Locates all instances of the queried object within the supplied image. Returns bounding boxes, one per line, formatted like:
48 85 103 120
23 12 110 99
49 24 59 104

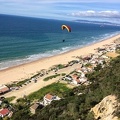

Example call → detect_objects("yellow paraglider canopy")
61 25 71 32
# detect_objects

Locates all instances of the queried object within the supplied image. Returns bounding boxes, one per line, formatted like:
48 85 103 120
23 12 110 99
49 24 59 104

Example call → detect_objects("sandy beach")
0 34 120 85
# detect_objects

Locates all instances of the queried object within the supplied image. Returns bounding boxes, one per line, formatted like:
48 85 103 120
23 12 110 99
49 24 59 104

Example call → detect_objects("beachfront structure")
43 94 60 106
73 78 81 85
0 101 2 105
92 54 99 59
71 71 88 85
101 55 109 59
76 69 86 77
71 75 81 85
30 103 39 114
79 77 87 83
81 67 88 74
0 108 10 118
81 72 85 78
90 59 97 64
30 102 44 114
0 85 10 94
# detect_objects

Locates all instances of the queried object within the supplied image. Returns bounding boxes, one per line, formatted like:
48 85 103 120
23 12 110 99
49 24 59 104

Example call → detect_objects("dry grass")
106 52 119 58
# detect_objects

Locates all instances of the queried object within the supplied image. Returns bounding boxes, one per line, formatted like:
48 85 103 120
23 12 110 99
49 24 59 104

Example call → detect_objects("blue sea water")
0 14 120 70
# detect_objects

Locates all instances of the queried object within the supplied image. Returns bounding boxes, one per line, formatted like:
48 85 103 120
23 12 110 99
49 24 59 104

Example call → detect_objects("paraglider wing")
61 25 71 32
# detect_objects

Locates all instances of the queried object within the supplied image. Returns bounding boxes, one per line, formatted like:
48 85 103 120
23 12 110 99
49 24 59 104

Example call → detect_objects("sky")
0 0 120 23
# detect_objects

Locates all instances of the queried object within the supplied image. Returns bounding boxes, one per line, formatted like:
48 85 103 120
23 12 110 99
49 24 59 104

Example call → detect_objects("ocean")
0 14 120 70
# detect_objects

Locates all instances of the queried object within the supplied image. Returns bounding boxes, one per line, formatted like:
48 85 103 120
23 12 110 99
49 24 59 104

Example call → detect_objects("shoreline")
0 32 119 71
0 34 120 85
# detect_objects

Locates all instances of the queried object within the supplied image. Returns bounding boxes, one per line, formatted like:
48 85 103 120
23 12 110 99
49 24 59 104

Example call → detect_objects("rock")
91 95 120 120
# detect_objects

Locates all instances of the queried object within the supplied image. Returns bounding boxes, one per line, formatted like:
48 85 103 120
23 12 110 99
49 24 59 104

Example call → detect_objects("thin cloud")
0 0 120 23
69 10 120 18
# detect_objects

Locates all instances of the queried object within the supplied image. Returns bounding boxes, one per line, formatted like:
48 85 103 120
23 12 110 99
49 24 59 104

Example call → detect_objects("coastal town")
0 35 120 118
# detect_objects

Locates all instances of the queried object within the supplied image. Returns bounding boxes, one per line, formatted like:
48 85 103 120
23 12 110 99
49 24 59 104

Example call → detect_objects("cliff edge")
91 95 120 120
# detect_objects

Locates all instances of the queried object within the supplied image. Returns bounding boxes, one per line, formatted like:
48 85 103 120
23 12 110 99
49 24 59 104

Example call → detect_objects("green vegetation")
17 79 29 86
94 63 102 71
7 79 29 87
11 83 70 120
7 72 41 88
61 73 66 76
57 64 65 69
11 56 120 120
43 74 60 81
6 96 16 102
30 56 120 120
31 72 40 78
11 102 31 120
85 63 92 67
116 47 120 54
69 70 76 75
28 82 70 101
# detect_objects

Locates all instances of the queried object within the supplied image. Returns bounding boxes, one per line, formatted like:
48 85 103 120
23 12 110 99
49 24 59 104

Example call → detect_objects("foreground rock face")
91 95 120 120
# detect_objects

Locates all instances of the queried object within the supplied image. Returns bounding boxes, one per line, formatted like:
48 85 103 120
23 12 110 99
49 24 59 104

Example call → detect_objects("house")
90 60 97 64
101 55 108 59
81 67 88 73
92 54 99 59
81 72 85 78
73 78 81 85
0 108 10 118
30 103 39 114
0 101 2 105
43 94 60 106
79 77 87 83
71 75 80 85
0 85 10 94
71 74 78 80
97 59 104 65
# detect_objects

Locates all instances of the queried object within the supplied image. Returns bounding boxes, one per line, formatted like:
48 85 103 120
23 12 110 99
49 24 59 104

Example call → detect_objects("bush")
43 74 60 81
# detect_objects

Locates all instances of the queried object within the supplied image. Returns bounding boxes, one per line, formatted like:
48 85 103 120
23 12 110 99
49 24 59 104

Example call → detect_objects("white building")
73 79 81 85
71 75 81 85
79 77 87 83
43 94 60 106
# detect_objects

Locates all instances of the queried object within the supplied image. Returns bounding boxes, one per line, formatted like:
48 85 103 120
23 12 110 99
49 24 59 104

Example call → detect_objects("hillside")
11 56 120 120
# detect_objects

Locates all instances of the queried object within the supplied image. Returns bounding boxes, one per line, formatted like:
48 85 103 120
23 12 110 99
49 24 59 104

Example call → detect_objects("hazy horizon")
0 0 120 24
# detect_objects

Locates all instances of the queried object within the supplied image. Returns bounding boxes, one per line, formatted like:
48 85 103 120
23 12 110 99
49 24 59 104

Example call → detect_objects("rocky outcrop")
91 95 120 120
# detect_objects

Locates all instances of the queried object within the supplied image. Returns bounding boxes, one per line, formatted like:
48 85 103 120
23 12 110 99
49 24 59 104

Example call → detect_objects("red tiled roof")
72 75 78 79
0 86 9 94
0 108 9 116
45 94 53 100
